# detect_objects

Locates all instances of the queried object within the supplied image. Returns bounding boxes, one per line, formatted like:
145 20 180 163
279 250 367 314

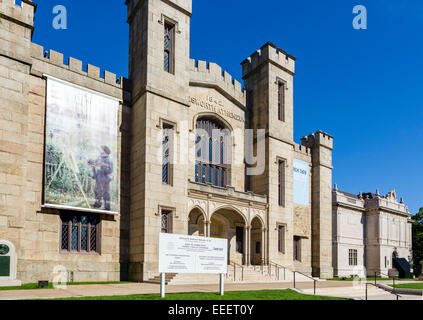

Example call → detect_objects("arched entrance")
250 217 264 266
210 208 247 265
188 207 206 237
187 205 267 267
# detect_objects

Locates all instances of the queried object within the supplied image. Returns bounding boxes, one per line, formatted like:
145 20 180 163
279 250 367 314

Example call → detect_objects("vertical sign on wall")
293 159 310 206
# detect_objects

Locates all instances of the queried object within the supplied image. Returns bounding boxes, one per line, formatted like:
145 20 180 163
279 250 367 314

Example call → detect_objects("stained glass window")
195 117 230 187
201 164 206 184
195 163 199 182
71 216 78 251
162 125 173 185
81 216 88 251
278 82 285 121
60 213 100 253
61 223 68 250
90 216 98 252
164 23 175 73
161 210 172 233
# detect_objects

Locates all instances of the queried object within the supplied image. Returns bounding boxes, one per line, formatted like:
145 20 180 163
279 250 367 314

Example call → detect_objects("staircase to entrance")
146 262 319 285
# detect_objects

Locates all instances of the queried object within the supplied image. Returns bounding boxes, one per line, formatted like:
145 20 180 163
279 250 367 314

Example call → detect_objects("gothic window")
278 82 285 121
294 236 301 262
195 117 230 188
278 225 285 253
161 210 172 233
162 124 174 185
278 160 285 207
61 213 100 253
164 22 175 74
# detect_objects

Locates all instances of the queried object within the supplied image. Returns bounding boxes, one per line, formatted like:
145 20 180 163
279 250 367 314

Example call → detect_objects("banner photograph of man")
44 77 119 213
90 146 114 211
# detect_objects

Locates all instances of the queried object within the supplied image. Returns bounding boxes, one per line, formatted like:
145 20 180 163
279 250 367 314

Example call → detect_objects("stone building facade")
332 187 412 278
0 0 131 285
0 0 337 284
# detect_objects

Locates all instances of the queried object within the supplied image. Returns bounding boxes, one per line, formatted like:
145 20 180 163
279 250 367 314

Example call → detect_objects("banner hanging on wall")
44 76 119 214
293 159 310 206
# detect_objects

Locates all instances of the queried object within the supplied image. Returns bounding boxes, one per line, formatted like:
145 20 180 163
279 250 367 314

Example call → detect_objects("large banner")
293 159 310 206
159 233 228 274
44 77 119 214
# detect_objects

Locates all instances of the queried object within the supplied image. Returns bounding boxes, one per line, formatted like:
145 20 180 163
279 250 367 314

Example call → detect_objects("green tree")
412 208 423 276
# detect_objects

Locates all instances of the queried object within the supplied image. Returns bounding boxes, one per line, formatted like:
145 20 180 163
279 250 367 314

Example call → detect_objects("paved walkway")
301 281 422 301
0 280 420 300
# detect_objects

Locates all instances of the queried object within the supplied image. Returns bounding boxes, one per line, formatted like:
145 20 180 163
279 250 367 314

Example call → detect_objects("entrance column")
244 226 251 266
243 226 248 266
261 228 266 266
205 220 211 237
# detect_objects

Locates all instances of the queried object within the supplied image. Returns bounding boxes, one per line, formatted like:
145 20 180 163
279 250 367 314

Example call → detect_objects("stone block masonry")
1 0 341 285
0 0 131 284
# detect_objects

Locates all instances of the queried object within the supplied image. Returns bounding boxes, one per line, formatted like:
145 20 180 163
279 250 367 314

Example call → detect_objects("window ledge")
59 250 100 256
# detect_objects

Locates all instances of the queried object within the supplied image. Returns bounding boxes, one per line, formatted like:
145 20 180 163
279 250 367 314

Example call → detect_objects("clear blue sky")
31 0 423 214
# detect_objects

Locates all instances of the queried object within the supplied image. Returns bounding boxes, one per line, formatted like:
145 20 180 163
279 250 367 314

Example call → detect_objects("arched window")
195 117 230 187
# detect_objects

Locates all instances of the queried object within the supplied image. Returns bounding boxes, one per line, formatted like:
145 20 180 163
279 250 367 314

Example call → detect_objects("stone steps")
144 273 177 285
302 284 400 300
146 265 318 285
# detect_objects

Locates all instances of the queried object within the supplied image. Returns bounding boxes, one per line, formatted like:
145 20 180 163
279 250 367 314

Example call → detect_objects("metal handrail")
293 270 317 295
374 271 398 294
365 282 402 300
231 262 244 282
268 261 287 281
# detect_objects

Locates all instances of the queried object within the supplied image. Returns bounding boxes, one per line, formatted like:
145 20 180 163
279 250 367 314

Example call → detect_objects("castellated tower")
242 43 333 277
126 0 192 101
301 132 334 278
242 43 308 272
126 0 193 281
0 0 36 261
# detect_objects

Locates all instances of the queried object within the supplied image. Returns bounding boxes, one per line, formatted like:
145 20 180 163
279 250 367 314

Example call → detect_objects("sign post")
159 233 228 297
160 273 165 298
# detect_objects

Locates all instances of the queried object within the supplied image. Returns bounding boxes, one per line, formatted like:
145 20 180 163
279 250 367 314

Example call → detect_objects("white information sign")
159 233 228 274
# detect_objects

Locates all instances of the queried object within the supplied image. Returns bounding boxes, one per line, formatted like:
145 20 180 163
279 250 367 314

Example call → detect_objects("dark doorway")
236 226 244 253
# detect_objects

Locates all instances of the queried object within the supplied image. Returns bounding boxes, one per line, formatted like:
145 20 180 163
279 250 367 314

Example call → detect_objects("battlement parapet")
0 0 36 27
293 143 311 156
241 42 296 79
301 130 333 150
189 59 246 107
126 0 192 22
31 43 127 89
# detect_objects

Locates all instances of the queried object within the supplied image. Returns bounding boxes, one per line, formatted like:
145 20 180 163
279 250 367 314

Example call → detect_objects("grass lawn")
0 281 135 291
388 283 423 290
50 289 347 301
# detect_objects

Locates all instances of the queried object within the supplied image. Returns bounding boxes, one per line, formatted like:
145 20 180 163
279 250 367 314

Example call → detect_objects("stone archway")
0 240 21 287
250 217 264 266
210 207 247 265
188 207 206 237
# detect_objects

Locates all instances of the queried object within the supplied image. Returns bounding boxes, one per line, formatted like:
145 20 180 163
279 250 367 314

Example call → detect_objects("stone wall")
0 0 131 284
127 0 193 281
333 188 413 277
302 131 334 278
242 42 315 274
